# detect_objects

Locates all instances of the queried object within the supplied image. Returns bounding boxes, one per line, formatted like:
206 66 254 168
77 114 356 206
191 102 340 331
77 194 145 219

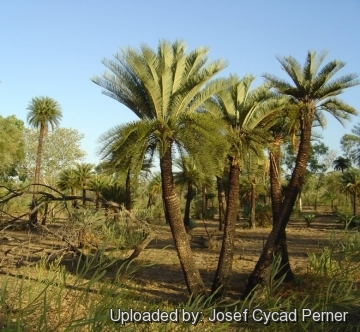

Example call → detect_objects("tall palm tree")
207 75 283 296
244 50 359 297
333 156 352 173
92 40 230 296
27 96 62 225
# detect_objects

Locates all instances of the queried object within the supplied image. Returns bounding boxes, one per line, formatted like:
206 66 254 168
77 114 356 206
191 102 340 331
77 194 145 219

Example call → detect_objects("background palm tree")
174 156 214 228
57 168 79 208
92 40 230 296
27 96 62 225
333 156 351 173
89 175 110 210
244 50 359 297
146 172 162 210
342 168 360 216
74 163 94 207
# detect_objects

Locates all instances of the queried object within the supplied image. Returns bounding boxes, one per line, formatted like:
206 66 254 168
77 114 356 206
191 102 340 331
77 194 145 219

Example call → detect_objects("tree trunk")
41 202 48 225
147 193 153 209
212 157 239 297
95 191 100 210
82 187 86 207
126 168 132 211
183 180 193 228
202 186 207 217
250 180 256 229
243 110 313 297
216 176 227 231
160 140 206 296
71 188 77 208
353 188 357 216
268 145 294 284
30 122 46 226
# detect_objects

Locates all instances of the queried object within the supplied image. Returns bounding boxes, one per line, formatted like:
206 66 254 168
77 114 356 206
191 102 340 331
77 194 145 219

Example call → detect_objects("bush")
303 214 315 227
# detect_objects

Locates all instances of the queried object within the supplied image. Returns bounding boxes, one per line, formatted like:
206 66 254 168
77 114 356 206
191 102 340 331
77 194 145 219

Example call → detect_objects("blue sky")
1 1 359 165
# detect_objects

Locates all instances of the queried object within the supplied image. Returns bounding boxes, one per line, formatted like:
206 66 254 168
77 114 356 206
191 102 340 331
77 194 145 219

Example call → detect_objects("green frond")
26 96 62 130
317 98 358 126
98 119 157 170
276 54 304 90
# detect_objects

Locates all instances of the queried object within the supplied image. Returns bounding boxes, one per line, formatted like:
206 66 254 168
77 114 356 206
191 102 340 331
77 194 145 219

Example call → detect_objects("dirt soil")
0 211 344 305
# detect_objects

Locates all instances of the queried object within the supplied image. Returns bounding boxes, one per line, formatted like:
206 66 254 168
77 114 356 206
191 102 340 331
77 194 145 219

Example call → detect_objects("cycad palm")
147 172 162 209
174 156 214 228
89 175 110 210
244 50 359 296
342 168 360 216
93 40 230 296
57 168 79 208
333 156 351 173
74 163 94 207
208 75 283 296
27 96 62 225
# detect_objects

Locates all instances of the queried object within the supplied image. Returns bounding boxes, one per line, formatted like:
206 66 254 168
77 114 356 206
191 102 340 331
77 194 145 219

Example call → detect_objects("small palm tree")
27 96 62 225
74 163 94 207
89 175 110 210
57 168 79 208
174 156 213 228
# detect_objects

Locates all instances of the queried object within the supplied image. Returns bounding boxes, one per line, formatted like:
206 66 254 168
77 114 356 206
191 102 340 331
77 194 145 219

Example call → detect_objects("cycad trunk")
30 122 46 226
250 180 256 228
95 191 101 210
202 186 207 217
212 157 239 297
353 189 357 216
216 176 227 231
126 168 132 211
41 202 48 225
82 187 87 207
71 188 77 208
160 141 206 296
268 144 294 283
243 110 313 297
183 181 193 228
147 193 153 209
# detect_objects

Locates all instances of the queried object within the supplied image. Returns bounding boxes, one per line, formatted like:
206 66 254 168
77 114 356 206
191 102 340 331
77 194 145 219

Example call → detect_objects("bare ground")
0 211 344 306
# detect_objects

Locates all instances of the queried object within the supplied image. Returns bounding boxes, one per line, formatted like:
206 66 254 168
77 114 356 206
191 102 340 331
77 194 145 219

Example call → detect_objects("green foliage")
0 252 139 331
242 204 272 227
303 214 315 227
282 141 330 175
1 229 360 331
340 122 360 166
26 96 62 130
0 115 25 181
18 127 86 183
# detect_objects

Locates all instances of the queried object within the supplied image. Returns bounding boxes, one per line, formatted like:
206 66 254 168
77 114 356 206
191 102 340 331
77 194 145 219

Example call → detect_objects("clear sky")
1 1 359 165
